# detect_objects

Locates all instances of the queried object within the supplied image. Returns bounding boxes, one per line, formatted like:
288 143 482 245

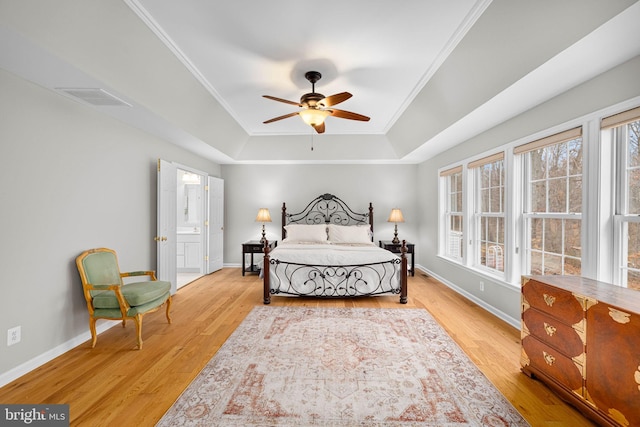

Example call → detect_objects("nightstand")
379 240 415 276
242 240 277 276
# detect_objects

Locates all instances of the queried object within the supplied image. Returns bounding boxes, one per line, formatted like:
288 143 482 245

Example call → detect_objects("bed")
262 193 408 304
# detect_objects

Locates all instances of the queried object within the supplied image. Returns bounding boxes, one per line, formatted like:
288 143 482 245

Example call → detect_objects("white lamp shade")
255 208 272 223
387 208 405 223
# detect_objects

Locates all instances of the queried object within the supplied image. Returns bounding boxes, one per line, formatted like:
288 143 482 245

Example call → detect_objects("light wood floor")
0 269 594 426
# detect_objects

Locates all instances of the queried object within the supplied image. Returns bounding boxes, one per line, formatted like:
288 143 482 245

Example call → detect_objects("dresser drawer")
522 308 584 360
522 334 584 397
522 278 584 325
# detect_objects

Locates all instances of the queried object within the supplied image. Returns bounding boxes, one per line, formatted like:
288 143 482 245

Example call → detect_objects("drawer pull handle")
543 351 556 366
544 322 557 337
543 293 556 307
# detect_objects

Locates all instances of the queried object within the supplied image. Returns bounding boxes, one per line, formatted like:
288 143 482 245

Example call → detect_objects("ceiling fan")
262 71 370 134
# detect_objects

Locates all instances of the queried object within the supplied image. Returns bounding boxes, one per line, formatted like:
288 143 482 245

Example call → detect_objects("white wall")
0 69 221 382
221 164 418 264
417 56 640 325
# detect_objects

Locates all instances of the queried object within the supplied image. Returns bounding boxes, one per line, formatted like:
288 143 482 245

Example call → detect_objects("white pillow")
283 224 328 243
327 224 372 244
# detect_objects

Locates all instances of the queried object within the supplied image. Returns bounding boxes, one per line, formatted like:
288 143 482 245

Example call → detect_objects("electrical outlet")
479 281 485 292
7 326 21 346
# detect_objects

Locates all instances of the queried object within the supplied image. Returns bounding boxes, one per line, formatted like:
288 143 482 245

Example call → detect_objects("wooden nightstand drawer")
522 278 584 325
522 334 584 397
522 308 584 360
242 240 277 276
245 245 266 253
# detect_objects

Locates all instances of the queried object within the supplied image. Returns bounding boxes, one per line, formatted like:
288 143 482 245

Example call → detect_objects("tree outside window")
525 135 582 276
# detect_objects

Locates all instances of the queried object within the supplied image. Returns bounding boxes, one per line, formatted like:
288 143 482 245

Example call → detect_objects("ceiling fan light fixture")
263 70 368 133
299 108 330 127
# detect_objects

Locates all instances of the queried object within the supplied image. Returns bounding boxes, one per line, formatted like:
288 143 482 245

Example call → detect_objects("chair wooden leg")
89 317 97 348
165 296 172 324
134 314 143 350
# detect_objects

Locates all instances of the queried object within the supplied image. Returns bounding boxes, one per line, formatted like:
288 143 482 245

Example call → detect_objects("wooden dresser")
521 275 640 427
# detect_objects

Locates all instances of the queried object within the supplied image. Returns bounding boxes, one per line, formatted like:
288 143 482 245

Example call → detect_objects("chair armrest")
121 271 158 280
85 283 130 314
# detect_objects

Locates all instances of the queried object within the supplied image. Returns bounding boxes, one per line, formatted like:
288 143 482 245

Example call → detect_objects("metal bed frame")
262 193 408 304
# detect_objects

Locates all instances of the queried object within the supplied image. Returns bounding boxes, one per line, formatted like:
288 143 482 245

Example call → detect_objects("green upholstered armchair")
76 248 172 349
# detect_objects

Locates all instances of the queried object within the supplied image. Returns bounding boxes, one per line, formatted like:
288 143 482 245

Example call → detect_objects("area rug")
157 307 529 426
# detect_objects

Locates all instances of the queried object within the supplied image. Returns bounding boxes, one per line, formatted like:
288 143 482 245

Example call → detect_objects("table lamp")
387 208 405 244
255 208 272 243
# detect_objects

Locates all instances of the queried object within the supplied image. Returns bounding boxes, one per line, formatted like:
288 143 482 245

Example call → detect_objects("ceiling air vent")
56 88 131 107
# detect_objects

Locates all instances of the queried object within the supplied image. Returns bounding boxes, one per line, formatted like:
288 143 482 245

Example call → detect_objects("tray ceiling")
1 0 639 163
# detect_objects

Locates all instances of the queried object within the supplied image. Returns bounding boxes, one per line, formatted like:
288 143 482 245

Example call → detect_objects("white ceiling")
1 1 639 164
128 0 486 136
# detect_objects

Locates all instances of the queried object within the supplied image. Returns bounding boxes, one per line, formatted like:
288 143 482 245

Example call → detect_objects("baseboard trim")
0 321 118 388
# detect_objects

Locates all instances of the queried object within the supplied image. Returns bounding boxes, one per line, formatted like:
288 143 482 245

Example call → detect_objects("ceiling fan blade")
262 95 302 107
318 92 352 108
263 111 300 124
313 122 325 134
328 109 370 122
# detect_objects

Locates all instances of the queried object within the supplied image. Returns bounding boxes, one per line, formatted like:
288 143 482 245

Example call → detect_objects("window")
436 102 640 291
470 153 505 274
516 128 583 276
441 166 464 260
604 107 640 289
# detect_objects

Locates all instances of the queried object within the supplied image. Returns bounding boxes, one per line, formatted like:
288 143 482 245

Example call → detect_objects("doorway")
176 168 205 288
157 159 224 293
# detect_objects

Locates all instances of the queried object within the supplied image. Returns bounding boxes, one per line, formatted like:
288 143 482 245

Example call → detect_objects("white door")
157 159 177 294
207 176 224 273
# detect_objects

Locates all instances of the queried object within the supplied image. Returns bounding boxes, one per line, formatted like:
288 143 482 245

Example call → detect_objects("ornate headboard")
281 193 374 240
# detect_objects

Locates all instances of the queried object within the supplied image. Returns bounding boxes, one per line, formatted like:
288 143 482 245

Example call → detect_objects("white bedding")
270 242 397 264
266 242 402 298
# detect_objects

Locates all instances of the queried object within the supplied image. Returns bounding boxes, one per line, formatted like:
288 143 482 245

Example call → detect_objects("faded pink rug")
157 307 528 426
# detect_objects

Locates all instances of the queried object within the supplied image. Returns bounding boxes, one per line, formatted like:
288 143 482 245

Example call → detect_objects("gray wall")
417 55 640 325
221 164 418 264
0 69 221 381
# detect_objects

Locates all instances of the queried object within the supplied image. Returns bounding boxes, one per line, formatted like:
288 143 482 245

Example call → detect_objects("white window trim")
505 148 520 284
591 120 614 282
